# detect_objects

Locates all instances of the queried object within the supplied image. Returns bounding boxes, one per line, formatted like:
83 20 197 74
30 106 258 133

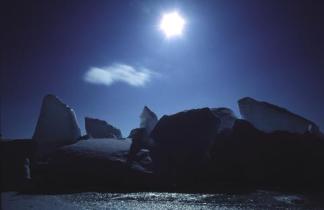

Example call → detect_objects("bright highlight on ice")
159 11 186 38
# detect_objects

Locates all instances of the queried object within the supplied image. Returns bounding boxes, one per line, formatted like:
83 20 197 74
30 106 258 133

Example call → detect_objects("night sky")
2 0 324 138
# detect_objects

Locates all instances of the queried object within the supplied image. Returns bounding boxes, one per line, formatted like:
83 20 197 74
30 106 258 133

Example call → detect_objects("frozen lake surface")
2 190 324 209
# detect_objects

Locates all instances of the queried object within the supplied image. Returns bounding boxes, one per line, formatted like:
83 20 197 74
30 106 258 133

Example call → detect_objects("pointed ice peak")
140 106 158 134
33 94 81 159
141 106 157 118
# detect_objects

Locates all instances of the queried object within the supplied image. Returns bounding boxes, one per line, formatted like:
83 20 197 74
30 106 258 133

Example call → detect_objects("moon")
159 11 186 38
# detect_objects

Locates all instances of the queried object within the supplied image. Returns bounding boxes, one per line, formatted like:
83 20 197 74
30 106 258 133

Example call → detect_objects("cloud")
84 63 153 87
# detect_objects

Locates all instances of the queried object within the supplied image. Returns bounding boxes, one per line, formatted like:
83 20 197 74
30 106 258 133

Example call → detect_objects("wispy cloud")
84 63 154 87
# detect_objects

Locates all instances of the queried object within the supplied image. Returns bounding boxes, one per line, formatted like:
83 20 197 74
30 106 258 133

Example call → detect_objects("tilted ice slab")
33 94 81 159
238 97 320 134
85 117 122 139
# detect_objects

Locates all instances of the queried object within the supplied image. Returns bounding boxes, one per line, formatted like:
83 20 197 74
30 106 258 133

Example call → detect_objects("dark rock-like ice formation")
128 128 139 138
85 117 122 139
1 139 32 190
150 108 220 177
238 97 320 134
210 107 237 132
210 119 324 187
33 95 81 159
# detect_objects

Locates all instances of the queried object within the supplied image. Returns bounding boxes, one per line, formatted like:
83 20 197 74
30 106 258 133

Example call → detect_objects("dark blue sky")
2 0 324 138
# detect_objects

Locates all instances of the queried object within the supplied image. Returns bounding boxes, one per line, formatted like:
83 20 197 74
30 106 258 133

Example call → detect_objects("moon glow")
159 11 186 38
